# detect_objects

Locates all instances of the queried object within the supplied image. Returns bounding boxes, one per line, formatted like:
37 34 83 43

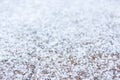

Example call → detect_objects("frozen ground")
0 0 120 80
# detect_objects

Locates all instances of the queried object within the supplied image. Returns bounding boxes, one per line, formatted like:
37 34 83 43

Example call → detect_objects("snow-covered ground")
0 0 120 80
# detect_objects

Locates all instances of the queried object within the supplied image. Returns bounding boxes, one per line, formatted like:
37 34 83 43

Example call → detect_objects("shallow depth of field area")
0 0 120 80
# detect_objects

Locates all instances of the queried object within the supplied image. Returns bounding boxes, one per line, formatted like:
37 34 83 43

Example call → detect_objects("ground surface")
0 0 120 80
